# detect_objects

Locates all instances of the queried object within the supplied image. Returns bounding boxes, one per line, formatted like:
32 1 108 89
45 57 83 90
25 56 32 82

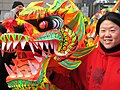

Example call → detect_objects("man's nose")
105 30 111 37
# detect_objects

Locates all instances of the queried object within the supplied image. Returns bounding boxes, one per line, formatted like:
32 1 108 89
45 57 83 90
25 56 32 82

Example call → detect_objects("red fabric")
51 44 120 90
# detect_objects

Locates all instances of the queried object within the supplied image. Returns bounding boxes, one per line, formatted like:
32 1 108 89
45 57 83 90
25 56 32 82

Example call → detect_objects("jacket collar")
99 42 120 54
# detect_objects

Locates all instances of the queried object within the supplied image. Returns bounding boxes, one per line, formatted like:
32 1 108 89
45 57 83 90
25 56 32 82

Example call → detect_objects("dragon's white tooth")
39 42 43 49
8 85 11 88
16 69 23 77
54 42 57 50
20 39 26 49
1 50 4 57
42 51 46 56
9 65 15 71
32 62 39 69
2 42 6 50
54 49 66 56
13 41 19 49
54 42 66 56
7 41 12 50
10 75 16 78
50 41 54 49
24 69 31 77
33 42 38 49
44 42 49 49
34 56 43 62
36 42 39 45
28 60 38 75
4 63 16 78
28 42 35 54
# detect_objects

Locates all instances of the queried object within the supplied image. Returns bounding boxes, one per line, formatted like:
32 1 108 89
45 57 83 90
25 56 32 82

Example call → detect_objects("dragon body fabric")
0 0 98 89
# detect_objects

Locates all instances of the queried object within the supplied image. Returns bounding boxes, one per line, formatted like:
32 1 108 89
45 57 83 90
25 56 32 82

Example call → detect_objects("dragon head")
0 0 97 89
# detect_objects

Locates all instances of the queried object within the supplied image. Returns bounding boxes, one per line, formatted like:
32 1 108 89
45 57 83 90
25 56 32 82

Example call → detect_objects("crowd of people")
0 1 120 90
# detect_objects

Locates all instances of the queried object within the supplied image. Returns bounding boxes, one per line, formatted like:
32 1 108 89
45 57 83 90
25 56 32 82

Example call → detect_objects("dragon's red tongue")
17 51 34 59
17 52 27 59
5 57 43 82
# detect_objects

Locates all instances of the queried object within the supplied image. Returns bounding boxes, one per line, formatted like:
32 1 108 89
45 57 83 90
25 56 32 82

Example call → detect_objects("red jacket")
51 44 120 90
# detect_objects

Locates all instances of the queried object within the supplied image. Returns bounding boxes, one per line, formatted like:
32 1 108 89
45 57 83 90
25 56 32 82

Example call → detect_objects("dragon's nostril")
0 24 7 34
14 25 25 33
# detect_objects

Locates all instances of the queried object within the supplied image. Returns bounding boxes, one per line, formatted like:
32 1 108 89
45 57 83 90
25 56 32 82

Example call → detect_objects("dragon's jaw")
0 33 63 87
5 55 48 89
0 25 78 88
5 54 44 82
1 43 54 88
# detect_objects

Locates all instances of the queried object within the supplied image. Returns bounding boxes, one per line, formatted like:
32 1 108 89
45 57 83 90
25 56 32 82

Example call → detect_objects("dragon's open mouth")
0 33 60 82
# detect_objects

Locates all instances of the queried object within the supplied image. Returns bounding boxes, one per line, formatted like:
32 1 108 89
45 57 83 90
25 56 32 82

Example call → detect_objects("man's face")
16 5 24 11
99 20 120 49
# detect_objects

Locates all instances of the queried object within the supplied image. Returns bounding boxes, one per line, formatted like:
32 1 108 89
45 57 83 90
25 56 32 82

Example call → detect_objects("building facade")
0 0 56 21
0 0 116 21
0 0 84 21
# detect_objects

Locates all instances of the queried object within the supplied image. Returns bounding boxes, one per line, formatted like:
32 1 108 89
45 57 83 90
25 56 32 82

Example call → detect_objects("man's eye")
110 30 115 32
100 30 105 32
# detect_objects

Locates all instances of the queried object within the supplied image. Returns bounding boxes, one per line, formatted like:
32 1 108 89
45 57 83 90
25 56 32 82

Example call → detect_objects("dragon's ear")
69 0 79 10
27 1 44 7
34 1 44 6
112 0 120 11
48 0 68 11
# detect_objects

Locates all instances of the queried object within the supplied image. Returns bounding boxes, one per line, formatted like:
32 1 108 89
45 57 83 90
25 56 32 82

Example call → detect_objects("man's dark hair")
12 1 24 9
96 12 120 34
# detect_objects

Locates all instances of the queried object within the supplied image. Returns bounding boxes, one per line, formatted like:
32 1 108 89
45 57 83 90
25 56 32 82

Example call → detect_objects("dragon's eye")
26 16 63 32
38 16 63 32
39 21 48 29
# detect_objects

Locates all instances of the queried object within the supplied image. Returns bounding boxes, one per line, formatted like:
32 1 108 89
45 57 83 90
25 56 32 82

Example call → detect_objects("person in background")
4 1 24 20
46 12 120 90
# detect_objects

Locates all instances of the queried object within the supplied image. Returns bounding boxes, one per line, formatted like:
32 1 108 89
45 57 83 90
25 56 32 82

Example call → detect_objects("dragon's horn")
27 1 44 7
112 0 120 11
